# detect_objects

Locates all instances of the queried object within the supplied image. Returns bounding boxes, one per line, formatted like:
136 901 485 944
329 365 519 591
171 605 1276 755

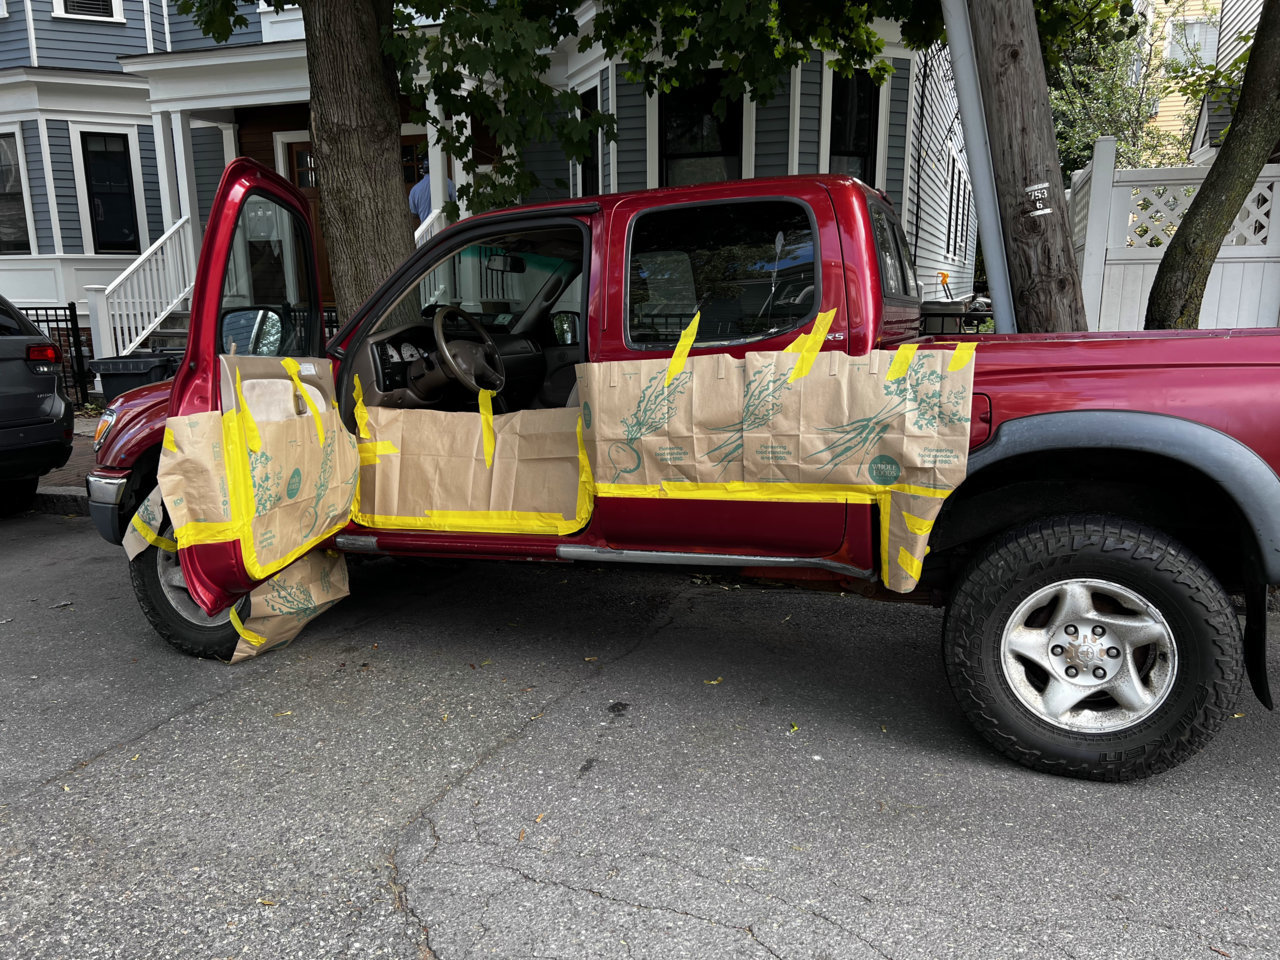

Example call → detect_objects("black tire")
0 477 39 515
129 518 244 660
943 515 1243 781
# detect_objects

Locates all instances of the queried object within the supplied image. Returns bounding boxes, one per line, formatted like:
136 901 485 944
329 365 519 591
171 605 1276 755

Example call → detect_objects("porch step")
145 310 189 352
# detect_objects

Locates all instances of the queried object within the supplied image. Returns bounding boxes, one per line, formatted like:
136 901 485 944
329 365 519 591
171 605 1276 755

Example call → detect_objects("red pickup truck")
89 159 1280 781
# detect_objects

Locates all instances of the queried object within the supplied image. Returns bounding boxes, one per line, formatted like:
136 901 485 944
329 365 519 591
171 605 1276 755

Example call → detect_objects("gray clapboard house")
0 1 978 360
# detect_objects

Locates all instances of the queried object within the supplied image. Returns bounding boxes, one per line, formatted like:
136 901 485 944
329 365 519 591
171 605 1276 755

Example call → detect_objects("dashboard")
360 323 548 409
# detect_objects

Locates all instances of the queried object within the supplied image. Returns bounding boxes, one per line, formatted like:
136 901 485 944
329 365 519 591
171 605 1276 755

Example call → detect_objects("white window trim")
0 122 39 257
571 82 601 199
52 0 125 23
272 129 310 180
0 2 9 20
69 122 150 255
817 50 897 196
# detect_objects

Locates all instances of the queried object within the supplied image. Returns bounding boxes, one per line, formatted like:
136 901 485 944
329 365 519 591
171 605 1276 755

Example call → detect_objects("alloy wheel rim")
1000 577 1178 734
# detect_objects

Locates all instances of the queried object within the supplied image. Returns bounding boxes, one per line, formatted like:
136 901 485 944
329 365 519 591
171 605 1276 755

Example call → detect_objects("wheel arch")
934 411 1280 588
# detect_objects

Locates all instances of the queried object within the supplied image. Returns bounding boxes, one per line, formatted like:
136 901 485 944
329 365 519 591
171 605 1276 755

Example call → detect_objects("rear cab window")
869 204 919 302
625 199 820 349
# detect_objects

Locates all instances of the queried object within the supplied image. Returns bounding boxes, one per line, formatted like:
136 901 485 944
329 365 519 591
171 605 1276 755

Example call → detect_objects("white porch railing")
85 216 197 357
1070 137 1280 330
414 208 447 247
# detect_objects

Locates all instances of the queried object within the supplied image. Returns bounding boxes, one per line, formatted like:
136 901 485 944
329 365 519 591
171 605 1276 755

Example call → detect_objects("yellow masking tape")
358 440 400 466
131 513 176 553
230 606 268 647
593 480 951 503
783 308 837 382
162 427 177 453
574 415 595 527
280 357 325 446
234 367 262 453
897 546 924 582
353 373 371 439
172 519 238 548
479 389 496 469
885 343 918 381
665 311 701 386
901 511 934 536
948 341 976 371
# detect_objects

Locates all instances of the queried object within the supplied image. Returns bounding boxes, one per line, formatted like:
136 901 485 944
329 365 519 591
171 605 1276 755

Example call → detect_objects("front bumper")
87 469 131 544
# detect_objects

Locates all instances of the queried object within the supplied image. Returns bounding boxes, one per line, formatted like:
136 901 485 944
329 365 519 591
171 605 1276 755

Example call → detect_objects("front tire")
943 516 1243 781
129 518 243 660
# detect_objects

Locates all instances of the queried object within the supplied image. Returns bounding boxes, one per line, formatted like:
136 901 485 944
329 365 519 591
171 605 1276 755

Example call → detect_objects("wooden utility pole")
967 0 1088 333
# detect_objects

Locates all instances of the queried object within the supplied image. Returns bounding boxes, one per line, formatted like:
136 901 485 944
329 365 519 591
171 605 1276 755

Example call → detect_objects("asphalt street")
2 511 1279 959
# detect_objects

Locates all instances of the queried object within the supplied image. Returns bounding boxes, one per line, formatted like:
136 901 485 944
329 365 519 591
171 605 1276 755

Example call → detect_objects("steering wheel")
431 305 506 394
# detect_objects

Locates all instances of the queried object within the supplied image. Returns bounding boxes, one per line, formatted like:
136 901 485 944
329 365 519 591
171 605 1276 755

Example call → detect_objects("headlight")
93 409 117 453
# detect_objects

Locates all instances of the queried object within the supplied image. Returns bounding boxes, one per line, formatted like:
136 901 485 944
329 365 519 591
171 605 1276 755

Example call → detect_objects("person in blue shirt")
408 159 456 223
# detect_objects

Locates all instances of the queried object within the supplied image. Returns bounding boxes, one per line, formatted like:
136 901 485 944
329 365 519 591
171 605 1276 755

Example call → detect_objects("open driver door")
159 159 359 615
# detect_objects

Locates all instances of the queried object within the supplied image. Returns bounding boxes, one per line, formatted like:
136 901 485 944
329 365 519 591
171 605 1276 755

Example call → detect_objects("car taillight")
26 342 60 374
27 343 60 363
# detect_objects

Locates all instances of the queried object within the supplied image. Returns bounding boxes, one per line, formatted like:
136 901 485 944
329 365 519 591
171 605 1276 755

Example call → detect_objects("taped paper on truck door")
157 355 360 581
575 339 976 592
351 403 592 535
576 353 747 488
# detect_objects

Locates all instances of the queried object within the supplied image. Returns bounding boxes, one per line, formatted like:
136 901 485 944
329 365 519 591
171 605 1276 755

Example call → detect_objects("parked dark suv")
0 295 74 513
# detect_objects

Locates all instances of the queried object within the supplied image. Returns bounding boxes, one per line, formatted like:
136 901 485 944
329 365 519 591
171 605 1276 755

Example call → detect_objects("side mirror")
221 307 284 356
551 311 580 346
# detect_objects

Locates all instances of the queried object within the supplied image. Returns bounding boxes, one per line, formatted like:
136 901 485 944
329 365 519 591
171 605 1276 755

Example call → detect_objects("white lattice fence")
1073 138 1280 330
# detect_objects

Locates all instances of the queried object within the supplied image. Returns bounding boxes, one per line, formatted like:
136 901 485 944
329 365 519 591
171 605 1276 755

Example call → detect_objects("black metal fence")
26 302 92 406
323 306 340 345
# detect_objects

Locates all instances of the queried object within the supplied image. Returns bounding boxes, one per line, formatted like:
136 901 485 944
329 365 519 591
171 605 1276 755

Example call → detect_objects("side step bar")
555 545 874 580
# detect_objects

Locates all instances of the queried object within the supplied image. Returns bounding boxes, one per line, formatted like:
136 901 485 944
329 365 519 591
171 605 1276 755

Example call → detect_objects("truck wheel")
943 516 1243 781
129 519 243 660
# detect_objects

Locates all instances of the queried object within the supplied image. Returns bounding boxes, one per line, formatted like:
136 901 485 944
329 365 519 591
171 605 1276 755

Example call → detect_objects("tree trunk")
297 0 415 324
968 0 1087 333
1144 1 1280 330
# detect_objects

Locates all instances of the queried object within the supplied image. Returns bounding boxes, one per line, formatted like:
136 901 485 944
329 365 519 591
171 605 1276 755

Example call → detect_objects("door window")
626 199 818 347
82 132 139 255
219 193 318 357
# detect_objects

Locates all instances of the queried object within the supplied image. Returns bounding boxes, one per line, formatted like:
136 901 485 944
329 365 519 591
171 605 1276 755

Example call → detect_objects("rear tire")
129 517 243 659
943 515 1243 781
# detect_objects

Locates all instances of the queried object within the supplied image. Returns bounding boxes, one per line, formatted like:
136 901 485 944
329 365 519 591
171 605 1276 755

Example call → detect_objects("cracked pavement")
2 513 1280 959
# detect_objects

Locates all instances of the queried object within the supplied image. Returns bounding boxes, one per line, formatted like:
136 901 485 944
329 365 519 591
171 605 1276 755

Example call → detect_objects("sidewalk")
34 416 99 516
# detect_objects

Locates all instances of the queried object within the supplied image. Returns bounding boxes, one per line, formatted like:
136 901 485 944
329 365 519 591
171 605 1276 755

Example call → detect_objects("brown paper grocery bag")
741 346 972 493
156 354 359 583
229 548 350 662
577 353 746 487
352 404 588 534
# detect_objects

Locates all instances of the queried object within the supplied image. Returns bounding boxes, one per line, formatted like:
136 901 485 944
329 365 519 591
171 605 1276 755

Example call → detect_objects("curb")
35 485 90 517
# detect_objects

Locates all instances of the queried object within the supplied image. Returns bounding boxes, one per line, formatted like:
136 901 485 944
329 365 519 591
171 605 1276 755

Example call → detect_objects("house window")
829 69 880 181
81 132 140 255
944 151 971 261
54 0 122 20
1168 20 1218 66
0 133 31 255
659 72 743 187
627 199 817 347
579 86 600 197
